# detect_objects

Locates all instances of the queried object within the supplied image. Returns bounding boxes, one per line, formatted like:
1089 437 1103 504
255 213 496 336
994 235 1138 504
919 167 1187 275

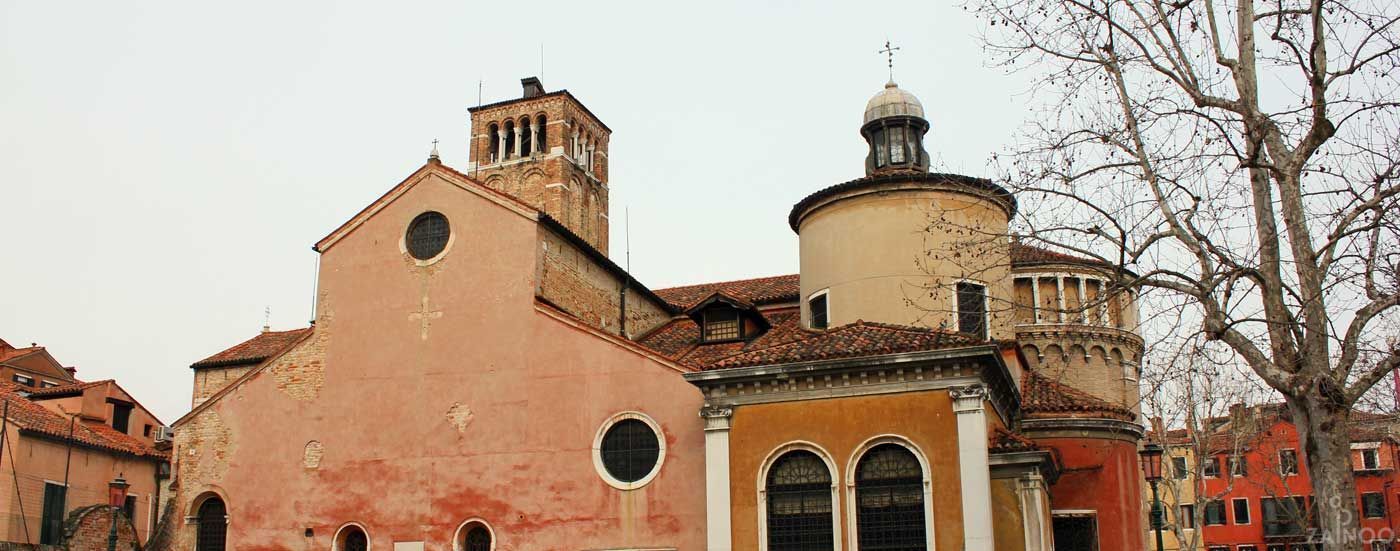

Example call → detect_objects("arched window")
487 123 500 163
535 115 547 153
766 450 834 550
336 524 368 551
463 525 491 551
195 497 227 551
519 117 532 157
855 444 926 550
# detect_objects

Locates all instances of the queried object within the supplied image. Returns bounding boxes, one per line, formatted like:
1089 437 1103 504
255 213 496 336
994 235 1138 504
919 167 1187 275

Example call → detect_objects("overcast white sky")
0 1 1037 422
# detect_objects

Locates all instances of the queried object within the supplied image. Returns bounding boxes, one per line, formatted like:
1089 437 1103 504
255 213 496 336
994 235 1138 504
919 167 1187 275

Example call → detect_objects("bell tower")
467 77 611 252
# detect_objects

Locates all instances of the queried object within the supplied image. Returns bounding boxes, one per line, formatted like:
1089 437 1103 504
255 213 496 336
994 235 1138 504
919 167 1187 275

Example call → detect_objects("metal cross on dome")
878 40 901 81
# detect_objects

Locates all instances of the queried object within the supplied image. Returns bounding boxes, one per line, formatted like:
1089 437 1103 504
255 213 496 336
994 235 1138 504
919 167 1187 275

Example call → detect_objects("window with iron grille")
406 212 450 260
703 308 742 342
464 526 491 551
340 526 368 551
1364 492 1387 518
599 419 660 483
956 282 987 338
196 497 227 551
809 292 829 330
855 444 927 550
767 450 834 551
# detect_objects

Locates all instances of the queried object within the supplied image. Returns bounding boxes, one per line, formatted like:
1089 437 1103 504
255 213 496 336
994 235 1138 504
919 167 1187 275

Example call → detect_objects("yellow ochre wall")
727 390 969 550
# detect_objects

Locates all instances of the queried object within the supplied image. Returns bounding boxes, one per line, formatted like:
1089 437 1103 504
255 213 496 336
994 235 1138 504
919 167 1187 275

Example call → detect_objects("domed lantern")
862 81 931 175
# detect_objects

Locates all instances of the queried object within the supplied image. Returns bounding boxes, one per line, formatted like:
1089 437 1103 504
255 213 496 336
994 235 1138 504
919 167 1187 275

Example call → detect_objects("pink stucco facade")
171 167 707 550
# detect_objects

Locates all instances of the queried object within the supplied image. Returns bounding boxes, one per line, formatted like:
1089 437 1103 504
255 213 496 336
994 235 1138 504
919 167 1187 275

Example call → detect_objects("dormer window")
685 292 771 344
703 308 742 342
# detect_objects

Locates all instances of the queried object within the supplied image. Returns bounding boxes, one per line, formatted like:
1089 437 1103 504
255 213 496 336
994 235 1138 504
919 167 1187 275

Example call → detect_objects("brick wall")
190 365 253 407
536 227 670 339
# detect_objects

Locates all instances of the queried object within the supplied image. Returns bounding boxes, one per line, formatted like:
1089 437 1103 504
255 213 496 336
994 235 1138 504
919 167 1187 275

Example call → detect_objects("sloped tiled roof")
0 345 41 364
24 379 109 398
653 274 801 311
1010 242 1117 269
191 328 312 369
1022 370 1135 421
711 321 983 370
990 427 1042 453
639 310 808 368
0 383 166 459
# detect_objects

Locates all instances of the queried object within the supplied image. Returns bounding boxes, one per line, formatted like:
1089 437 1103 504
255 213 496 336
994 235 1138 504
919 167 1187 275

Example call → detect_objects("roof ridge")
655 273 799 293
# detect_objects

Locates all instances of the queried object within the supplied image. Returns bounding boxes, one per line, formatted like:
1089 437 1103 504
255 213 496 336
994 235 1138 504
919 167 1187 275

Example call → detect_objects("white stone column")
1017 472 1052 551
496 131 507 163
701 405 733 551
952 385 995 551
528 123 539 155
512 125 524 158
1030 276 1042 323
1055 276 1066 323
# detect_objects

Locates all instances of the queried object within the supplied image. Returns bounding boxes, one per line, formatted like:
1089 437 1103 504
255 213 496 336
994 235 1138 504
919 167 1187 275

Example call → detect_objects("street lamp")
107 476 129 551
1139 443 1167 551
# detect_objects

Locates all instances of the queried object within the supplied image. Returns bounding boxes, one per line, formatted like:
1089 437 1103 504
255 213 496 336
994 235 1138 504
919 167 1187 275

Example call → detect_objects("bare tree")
967 0 1400 548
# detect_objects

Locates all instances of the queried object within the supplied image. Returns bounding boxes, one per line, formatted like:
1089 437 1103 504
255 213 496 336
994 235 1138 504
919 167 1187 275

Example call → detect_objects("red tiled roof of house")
24 379 108 398
639 310 988 370
191 328 312 369
1022 370 1136 421
0 383 166 459
653 274 801 310
0 345 41 364
990 427 1042 453
1010 242 1113 268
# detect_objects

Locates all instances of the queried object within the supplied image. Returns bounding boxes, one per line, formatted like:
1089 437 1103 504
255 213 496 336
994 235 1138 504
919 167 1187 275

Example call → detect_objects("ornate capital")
700 404 734 431
950 384 987 414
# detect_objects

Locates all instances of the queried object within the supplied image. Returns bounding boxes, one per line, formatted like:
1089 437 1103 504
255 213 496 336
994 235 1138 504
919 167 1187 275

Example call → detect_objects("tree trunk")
1290 395 1362 551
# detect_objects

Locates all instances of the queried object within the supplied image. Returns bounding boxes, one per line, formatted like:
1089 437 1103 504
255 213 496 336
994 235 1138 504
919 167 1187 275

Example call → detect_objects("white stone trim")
398 211 456 267
756 441 842 551
842 435 935 550
1017 472 1052 551
332 522 371 551
951 278 990 339
591 411 667 491
451 518 496 551
806 288 829 330
701 406 733 550
951 385 994 551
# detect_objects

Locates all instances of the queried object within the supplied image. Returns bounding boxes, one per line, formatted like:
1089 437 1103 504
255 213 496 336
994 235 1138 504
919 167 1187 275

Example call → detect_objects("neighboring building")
0 379 169 547
169 75 1146 551
1148 405 1400 551
0 338 77 390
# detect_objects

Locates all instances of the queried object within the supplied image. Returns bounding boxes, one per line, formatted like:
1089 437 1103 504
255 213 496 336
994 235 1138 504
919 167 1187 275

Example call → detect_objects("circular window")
595 415 663 488
405 212 450 260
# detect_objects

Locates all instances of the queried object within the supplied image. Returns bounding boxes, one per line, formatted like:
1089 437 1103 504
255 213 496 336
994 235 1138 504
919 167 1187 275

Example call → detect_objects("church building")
166 75 1148 551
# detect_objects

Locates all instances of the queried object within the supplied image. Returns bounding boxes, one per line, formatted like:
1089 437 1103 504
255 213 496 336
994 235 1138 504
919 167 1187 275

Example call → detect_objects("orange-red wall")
1041 435 1147 550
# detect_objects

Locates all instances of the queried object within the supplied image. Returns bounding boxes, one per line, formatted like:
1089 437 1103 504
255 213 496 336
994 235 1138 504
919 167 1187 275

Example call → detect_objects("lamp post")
1139 443 1167 551
107 475 129 551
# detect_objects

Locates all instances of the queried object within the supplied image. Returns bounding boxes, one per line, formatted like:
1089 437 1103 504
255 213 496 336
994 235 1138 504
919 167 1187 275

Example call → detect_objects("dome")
863 81 925 125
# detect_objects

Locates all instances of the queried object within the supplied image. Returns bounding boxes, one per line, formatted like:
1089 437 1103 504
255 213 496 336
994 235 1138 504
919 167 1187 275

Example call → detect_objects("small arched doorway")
195 497 227 551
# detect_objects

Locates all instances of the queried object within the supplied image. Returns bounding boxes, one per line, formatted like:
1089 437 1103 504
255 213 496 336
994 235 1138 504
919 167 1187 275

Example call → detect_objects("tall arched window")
535 115 547 153
488 123 500 163
195 497 227 551
766 450 834 550
855 444 926 550
519 116 532 157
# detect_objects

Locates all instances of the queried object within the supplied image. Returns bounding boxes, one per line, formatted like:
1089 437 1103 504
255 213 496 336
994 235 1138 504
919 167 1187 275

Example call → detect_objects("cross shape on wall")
408 295 443 340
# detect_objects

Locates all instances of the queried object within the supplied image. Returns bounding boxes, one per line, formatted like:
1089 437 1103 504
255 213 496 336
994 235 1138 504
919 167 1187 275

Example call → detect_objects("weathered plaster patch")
446 403 474 432
304 440 324 469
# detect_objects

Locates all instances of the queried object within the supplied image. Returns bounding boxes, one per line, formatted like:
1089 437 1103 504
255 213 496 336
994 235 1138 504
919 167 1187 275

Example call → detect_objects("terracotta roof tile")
1022 370 1136 421
1010 242 1113 268
990 427 1042 453
708 320 982 370
24 379 109 398
653 274 800 310
0 346 42 364
191 328 311 369
0 383 166 459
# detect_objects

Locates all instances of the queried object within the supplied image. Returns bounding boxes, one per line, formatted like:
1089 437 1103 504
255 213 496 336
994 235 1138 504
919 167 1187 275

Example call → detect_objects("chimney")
521 77 545 99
